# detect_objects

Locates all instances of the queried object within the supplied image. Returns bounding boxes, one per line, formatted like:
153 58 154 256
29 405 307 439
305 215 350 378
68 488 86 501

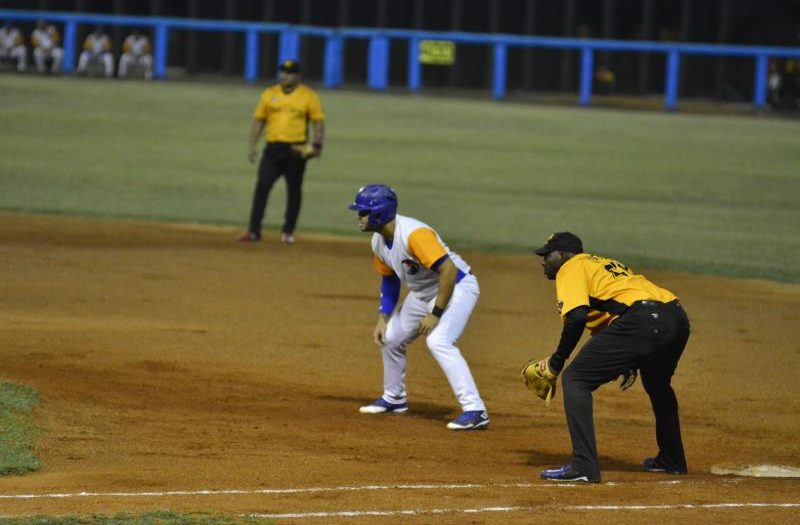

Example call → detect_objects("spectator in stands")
0 21 27 72
594 64 616 95
31 19 63 74
77 26 115 78
118 29 153 80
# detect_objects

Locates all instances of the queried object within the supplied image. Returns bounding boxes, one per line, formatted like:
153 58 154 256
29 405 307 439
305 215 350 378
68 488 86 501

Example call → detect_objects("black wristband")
313 142 323 152
431 305 445 318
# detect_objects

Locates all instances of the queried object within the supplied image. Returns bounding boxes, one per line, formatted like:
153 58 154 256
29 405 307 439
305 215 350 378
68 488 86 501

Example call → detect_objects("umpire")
240 59 325 245
533 232 690 483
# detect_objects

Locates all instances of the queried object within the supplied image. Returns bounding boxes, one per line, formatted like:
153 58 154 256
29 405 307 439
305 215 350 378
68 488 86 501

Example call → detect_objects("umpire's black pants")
561 300 690 479
247 142 307 238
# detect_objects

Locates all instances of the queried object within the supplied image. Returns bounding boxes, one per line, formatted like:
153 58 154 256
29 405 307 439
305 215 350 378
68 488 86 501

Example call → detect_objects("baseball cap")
278 59 300 73
533 232 583 256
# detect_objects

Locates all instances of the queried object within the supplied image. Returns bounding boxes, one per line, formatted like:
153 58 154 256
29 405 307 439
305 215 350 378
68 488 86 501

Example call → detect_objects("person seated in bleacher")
77 26 115 78
31 19 62 74
0 21 27 72
118 29 153 80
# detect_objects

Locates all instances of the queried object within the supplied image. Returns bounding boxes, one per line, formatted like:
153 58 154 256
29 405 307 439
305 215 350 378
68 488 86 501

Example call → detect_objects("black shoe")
540 463 600 483
642 457 685 475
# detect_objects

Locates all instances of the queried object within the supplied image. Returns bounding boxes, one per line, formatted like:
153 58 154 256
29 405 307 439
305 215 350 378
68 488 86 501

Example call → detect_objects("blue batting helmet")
348 184 398 228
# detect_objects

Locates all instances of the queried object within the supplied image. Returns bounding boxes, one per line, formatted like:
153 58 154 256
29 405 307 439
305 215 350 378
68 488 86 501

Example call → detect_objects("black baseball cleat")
540 463 600 483
642 457 686 475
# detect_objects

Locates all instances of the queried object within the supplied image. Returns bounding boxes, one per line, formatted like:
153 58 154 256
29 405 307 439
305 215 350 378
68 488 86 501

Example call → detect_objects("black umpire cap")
278 59 300 73
533 232 584 256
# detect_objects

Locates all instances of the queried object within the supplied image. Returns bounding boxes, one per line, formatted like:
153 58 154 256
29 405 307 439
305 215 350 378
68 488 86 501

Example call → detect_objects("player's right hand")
373 316 388 346
247 149 258 163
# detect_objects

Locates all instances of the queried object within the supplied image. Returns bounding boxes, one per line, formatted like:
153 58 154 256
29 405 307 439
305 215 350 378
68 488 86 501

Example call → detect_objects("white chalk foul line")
0 479 734 501
251 502 800 520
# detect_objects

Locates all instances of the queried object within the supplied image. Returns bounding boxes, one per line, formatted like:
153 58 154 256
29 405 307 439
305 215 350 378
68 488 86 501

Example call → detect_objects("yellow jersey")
253 84 324 143
555 253 677 334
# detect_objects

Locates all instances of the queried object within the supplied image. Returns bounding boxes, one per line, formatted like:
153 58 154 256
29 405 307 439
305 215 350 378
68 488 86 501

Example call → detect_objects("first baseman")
349 184 489 431
530 232 690 482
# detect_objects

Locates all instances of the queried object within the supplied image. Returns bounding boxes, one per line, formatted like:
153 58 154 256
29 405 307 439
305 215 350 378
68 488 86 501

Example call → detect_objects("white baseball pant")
78 51 114 77
118 52 153 79
34 47 63 74
0 45 26 71
380 274 485 411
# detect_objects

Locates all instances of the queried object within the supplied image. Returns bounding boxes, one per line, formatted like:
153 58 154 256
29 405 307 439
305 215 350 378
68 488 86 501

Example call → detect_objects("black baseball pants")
561 300 690 478
247 143 307 238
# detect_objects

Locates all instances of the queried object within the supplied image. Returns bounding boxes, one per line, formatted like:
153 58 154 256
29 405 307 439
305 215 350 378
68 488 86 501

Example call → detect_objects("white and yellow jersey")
370 214 471 294
32 26 59 49
0 27 23 49
83 33 111 55
122 34 151 56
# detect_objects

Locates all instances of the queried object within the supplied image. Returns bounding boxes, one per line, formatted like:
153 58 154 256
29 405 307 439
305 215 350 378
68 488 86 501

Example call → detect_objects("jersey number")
604 260 630 278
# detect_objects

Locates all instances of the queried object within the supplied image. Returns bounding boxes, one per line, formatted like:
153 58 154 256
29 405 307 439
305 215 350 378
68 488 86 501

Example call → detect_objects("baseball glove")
521 358 558 406
291 143 317 159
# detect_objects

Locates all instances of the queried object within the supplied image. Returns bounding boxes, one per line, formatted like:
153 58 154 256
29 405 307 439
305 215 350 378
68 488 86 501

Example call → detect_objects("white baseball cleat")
446 410 489 430
359 398 408 414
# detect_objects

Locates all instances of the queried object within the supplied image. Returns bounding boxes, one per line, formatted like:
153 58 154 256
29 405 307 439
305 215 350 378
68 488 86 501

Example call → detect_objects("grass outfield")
1 75 798 282
0 380 40 476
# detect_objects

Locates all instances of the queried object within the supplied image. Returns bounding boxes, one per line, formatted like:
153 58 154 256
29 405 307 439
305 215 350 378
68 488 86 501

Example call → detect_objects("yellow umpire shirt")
556 254 677 335
253 84 325 144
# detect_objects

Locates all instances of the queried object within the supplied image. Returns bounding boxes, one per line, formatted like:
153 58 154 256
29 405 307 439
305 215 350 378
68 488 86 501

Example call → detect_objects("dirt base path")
1 214 798 524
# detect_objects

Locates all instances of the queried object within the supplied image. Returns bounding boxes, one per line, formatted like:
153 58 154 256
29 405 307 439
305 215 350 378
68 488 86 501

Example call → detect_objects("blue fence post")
323 34 343 88
244 29 259 83
579 47 594 107
492 43 507 100
62 19 77 73
753 54 768 110
664 50 680 111
279 29 300 65
154 23 168 80
408 37 421 92
367 36 389 91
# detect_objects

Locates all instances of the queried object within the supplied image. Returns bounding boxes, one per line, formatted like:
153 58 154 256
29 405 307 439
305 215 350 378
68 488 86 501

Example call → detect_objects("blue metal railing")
3 9 800 111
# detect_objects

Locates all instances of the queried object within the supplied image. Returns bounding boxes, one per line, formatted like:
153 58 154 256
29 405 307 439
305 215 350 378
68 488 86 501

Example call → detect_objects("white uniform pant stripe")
381 275 485 412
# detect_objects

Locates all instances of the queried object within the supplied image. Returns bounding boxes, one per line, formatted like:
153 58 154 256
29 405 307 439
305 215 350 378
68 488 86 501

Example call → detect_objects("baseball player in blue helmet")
348 183 398 229
349 184 489 431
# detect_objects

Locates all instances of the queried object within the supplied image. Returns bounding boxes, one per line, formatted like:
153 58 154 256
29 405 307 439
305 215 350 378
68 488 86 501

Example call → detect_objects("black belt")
634 300 662 307
631 299 681 309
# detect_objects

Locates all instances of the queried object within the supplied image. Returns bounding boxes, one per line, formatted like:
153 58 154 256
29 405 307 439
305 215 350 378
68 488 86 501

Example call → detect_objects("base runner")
349 184 489 431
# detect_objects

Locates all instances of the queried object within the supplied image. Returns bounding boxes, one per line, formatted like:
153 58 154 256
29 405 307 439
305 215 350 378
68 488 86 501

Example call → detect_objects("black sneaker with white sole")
540 463 600 483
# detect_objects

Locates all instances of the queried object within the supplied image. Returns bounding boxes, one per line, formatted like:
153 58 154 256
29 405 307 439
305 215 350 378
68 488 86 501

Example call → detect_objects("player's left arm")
310 120 324 158
407 227 451 335
308 91 325 157
418 256 457 336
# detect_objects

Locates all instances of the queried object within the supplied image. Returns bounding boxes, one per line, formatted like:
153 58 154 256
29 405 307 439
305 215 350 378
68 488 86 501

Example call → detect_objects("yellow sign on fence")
419 40 456 66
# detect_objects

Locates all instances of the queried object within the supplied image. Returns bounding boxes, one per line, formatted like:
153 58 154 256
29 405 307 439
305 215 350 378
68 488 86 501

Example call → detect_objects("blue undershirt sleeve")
431 254 449 271
379 274 401 316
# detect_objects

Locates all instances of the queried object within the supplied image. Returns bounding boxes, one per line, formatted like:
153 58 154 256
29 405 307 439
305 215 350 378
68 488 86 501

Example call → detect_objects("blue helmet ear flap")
349 184 398 227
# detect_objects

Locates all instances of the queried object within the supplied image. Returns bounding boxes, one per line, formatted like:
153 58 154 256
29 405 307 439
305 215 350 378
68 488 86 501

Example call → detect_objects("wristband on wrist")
312 142 323 152
431 305 445 318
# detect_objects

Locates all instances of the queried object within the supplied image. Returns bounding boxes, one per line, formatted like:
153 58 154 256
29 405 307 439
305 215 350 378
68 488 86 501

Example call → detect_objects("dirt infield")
1 213 799 524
